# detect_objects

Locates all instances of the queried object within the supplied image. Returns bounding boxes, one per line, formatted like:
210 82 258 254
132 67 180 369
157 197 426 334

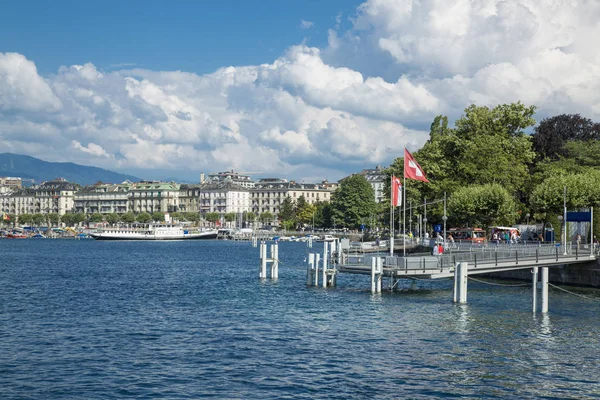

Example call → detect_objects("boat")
89 224 218 241
6 233 28 239
316 234 336 242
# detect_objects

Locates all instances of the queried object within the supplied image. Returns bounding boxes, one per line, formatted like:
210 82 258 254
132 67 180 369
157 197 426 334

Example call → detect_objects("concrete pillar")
376 257 383 293
371 257 377 294
315 254 320 287
322 242 328 288
271 242 279 279
453 262 468 303
532 267 538 313
260 242 267 279
541 267 549 313
307 253 315 286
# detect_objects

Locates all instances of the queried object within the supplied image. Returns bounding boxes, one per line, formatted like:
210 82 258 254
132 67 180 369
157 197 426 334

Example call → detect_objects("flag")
404 148 429 182
391 176 402 207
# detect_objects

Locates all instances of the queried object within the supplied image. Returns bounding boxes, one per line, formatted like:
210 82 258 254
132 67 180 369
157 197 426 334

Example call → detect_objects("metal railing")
344 243 596 273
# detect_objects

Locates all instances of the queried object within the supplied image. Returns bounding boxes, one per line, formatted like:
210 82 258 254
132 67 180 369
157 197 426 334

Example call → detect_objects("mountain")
0 153 141 186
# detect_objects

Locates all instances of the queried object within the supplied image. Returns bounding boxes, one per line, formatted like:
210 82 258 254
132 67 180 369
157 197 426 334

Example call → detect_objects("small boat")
6 232 28 239
89 224 218 241
316 235 336 242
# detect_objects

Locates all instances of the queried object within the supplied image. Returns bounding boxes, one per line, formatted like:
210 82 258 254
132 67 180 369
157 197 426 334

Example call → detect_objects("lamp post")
526 213 530 226
557 215 564 250
443 192 447 247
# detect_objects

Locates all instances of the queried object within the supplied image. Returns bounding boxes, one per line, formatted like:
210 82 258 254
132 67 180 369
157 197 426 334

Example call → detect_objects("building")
0 178 78 216
251 180 332 216
129 181 181 213
198 182 251 215
73 183 130 214
204 170 255 188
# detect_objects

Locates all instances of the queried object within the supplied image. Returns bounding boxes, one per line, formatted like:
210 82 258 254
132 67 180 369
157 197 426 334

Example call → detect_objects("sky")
1 0 600 183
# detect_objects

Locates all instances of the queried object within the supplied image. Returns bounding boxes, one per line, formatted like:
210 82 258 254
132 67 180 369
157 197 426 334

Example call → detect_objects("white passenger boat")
89 224 218 241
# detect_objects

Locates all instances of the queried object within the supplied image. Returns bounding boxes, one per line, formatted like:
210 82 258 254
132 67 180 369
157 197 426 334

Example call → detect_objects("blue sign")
360 224 365 231
434 224 442 232
567 212 591 222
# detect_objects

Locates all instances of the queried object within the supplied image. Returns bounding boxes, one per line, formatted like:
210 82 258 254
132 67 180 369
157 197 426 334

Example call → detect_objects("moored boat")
89 224 218 241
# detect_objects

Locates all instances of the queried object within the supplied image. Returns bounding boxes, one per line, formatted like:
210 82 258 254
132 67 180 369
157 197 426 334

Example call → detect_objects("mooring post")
371 257 377 294
453 262 468 303
307 236 313 248
376 257 383 293
252 236 258 247
271 242 279 279
322 242 328 288
532 266 538 313
314 253 320 287
541 267 549 313
307 253 315 286
259 241 267 279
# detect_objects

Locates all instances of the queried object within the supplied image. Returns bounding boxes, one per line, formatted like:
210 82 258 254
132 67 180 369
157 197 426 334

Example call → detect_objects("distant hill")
0 153 140 186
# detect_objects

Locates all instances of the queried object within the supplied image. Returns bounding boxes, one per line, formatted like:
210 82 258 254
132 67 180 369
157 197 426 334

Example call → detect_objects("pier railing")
344 243 596 273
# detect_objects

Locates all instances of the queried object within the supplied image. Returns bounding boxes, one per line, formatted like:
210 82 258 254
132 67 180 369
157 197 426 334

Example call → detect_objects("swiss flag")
391 176 402 207
404 148 429 182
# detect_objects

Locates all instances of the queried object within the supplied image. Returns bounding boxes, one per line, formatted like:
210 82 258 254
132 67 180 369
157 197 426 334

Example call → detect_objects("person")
432 243 439 256
576 233 581 250
438 243 444 255
447 233 454 244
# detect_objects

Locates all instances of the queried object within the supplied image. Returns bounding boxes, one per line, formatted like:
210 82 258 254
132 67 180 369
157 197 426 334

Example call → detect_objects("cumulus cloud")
1 0 600 182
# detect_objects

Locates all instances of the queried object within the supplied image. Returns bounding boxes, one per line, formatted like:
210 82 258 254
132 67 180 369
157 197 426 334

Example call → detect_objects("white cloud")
300 19 314 29
1 0 600 182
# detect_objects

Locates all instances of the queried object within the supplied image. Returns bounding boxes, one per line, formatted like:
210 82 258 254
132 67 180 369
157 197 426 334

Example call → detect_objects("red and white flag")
391 176 402 207
404 148 429 182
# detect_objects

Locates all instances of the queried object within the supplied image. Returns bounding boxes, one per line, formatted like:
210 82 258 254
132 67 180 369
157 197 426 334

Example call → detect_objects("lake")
1 239 600 399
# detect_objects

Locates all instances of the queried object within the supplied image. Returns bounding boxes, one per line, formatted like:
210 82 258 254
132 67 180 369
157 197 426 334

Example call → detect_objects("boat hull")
89 232 218 241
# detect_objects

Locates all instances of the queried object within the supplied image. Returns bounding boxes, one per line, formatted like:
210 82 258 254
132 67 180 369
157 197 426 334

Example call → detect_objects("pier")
303 240 598 313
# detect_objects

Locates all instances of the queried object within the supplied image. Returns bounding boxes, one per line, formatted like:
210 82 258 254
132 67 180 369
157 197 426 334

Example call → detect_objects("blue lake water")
1 239 600 399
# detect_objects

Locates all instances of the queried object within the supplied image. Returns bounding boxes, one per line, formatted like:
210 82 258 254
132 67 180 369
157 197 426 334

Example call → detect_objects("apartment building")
251 179 332 215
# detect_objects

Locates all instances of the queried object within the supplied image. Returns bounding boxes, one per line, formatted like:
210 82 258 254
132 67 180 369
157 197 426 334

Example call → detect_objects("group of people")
492 230 520 244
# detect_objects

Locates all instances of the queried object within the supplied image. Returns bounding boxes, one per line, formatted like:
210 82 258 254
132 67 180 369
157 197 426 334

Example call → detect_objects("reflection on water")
1 240 600 399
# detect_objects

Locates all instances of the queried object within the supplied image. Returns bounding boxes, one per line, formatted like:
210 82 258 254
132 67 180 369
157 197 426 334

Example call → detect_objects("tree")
60 213 74 226
47 213 60 226
531 114 600 162
32 213 45 226
120 212 136 223
89 213 104 223
447 184 518 228
106 213 120 224
18 213 33 225
73 213 87 225
152 212 165 222
259 212 274 225
170 212 182 221
184 212 200 223
205 212 220 225
278 196 295 227
330 174 377 229
295 196 316 228
136 212 152 223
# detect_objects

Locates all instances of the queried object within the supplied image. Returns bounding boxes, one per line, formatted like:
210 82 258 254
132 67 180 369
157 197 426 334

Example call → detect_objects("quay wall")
487 259 600 288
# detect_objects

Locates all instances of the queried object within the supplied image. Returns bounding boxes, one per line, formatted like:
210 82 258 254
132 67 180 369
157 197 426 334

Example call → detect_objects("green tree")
32 213 45 226
330 174 377 229
447 184 518 228
120 212 136 223
295 196 316 228
259 212 274 226
73 213 87 225
18 213 33 225
205 212 220 225
106 213 120 224
136 212 152 223
278 196 295 227
89 213 104 223
151 212 164 222
531 114 600 162
184 212 200 223
47 213 60 226
224 212 237 223
60 214 73 226
170 212 182 221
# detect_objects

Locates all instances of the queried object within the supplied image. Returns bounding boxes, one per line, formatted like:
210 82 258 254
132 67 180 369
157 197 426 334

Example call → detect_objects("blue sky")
0 0 360 75
0 1 598 183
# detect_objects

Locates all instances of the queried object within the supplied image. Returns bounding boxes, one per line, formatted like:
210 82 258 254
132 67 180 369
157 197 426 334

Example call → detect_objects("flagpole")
403 175 406 257
390 175 393 256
